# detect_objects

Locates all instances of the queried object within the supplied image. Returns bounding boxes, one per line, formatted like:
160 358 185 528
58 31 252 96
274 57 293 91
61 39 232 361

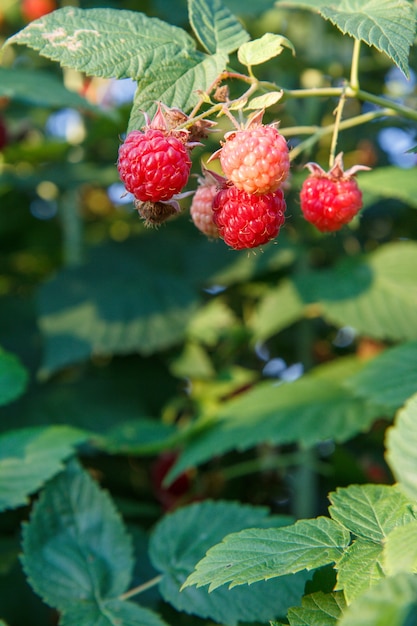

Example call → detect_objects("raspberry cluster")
191 111 290 250
118 103 369 241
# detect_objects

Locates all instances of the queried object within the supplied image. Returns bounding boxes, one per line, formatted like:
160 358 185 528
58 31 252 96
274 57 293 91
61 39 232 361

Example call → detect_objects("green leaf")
0 67 101 113
276 0 416 77
346 342 417 413
338 572 417 626
329 484 416 543
6 8 196 80
186 298 238 346
0 426 87 512
21 460 133 610
97 417 179 455
188 0 249 54
357 167 417 209
295 242 417 342
0 348 28 407
246 91 284 110
167 356 382 481
287 591 346 625
386 394 417 502
238 33 295 66
183 516 350 591
384 522 417 576
127 51 227 128
38 239 201 374
335 540 385 603
250 279 306 342
149 500 306 625
60 599 168 626
320 0 415 78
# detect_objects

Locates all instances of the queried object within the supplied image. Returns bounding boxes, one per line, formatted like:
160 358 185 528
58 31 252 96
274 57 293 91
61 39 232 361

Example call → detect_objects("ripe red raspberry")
213 185 286 250
117 129 191 203
217 124 290 195
300 153 370 232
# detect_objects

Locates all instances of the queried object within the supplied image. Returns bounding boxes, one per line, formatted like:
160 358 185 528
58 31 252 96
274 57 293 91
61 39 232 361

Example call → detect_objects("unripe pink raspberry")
117 129 191 203
218 124 290 195
190 182 219 239
300 153 370 232
213 185 286 250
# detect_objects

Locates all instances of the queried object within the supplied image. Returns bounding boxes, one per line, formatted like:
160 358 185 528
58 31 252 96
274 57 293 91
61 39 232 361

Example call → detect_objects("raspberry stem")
349 38 361 92
329 85 347 168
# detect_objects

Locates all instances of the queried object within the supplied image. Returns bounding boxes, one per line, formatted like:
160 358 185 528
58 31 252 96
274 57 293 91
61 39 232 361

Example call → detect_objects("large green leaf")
21 460 133 610
295 242 417 342
0 426 87 512
276 0 416 77
0 348 28 407
329 484 416 542
60 599 168 626
338 572 417 626
357 167 417 209
149 500 307 625
386 394 417 502
287 591 346 626
167 356 382 482
335 540 385 603
183 516 350 591
346 342 417 413
384 522 417 576
6 8 196 80
128 51 227 128
188 0 249 54
38 239 201 374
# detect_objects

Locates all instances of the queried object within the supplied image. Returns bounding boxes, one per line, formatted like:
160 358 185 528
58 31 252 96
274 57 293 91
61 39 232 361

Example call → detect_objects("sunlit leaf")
295 242 417 342
329 484 415 542
38 239 201 374
246 91 284 110
128 51 227 127
276 0 416 77
287 591 346 625
384 522 417 576
167 357 381 482
250 278 306 342
338 572 417 626
357 167 417 209
335 540 385 603
346 342 417 412
183 516 350 591
238 33 294 66
7 8 196 80
386 394 417 502
0 426 87 512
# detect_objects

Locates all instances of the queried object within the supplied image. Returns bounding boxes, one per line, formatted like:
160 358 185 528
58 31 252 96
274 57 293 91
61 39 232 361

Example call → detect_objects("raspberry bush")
1 1 417 625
